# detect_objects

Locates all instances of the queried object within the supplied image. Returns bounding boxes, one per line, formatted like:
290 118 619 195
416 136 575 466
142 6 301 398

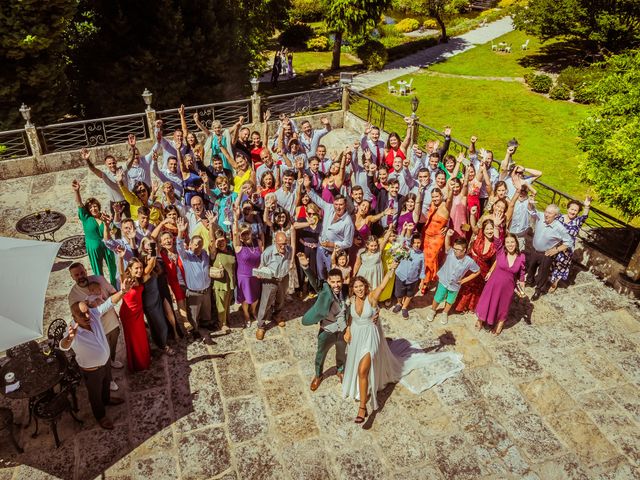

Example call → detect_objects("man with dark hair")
303 178 355 280
298 253 349 392
298 117 331 155
82 148 130 218
275 169 300 215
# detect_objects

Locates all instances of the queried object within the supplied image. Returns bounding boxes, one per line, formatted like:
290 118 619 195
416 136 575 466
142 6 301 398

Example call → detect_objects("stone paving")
1 164 640 480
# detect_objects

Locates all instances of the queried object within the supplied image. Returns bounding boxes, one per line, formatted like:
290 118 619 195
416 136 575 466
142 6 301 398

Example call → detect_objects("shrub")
356 40 388 70
395 18 420 33
445 0 470 14
527 73 553 93
573 83 596 104
423 19 438 29
279 22 314 48
523 71 536 84
379 23 401 38
306 35 330 51
387 36 438 60
479 8 499 18
549 83 571 100
290 0 325 22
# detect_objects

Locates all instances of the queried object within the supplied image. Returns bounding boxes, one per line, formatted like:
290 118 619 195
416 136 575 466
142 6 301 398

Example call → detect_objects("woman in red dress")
119 257 151 372
455 218 498 313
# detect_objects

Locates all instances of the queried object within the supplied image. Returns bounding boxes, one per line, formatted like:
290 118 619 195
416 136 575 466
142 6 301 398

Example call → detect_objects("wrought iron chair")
0 408 23 453
32 387 83 448
47 318 68 348
55 350 82 412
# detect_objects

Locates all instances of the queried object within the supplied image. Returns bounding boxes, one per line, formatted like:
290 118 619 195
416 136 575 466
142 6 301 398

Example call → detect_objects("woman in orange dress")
421 181 454 292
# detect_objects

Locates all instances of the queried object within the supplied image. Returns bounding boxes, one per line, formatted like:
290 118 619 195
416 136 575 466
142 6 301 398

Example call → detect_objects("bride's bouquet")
389 239 411 263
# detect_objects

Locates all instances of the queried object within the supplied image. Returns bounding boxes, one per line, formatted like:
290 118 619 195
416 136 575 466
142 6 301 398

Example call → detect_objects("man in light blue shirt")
298 117 331 155
304 178 355 280
527 203 574 300
151 155 183 200
176 218 213 335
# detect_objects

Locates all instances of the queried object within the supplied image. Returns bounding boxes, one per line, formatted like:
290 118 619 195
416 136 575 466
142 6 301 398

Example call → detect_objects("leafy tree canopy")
513 0 640 53
578 50 640 219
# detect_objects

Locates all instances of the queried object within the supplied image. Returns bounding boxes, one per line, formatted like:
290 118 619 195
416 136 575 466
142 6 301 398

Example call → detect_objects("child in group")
353 226 393 290
331 249 352 297
85 281 106 308
392 224 425 319
426 230 480 325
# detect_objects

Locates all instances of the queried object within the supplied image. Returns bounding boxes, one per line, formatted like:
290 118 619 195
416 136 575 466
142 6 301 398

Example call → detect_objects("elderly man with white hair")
255 231 292 340
527 203 574 301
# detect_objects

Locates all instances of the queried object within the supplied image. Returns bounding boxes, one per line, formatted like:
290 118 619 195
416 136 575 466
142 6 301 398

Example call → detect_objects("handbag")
209 265 224 279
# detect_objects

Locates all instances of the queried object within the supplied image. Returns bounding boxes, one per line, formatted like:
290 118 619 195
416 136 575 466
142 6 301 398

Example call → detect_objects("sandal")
548 284 558 294
475 319 483 331
163 346 176 356
354 406 368 424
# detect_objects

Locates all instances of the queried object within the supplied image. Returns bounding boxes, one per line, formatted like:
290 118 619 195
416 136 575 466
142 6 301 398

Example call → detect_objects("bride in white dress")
342 265 465 423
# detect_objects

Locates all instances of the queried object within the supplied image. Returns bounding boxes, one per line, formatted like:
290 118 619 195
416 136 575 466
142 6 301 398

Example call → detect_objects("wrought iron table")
15 210 66 241
57 235 87 259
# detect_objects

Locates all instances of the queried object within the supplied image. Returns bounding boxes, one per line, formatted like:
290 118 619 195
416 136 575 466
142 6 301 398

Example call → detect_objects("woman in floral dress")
549 197 591 292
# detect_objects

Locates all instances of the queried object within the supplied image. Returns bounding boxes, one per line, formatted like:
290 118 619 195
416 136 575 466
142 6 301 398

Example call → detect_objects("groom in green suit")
297 253 348 392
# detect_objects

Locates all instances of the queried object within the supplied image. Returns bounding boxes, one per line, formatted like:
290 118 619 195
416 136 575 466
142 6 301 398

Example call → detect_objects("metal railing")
262 87 342 118
0 129 31 160
38 113 148 154
156 99 252 134
347 88 640 264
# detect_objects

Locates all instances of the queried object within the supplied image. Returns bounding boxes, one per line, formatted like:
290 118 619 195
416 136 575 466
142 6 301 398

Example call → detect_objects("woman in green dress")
208 216 236 334
71 179 117 287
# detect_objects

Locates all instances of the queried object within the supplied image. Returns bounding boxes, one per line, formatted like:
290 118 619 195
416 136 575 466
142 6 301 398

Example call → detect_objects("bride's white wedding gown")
341 297 465 410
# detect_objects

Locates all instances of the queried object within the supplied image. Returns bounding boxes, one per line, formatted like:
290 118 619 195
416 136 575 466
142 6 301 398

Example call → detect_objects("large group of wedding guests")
62 107 591 427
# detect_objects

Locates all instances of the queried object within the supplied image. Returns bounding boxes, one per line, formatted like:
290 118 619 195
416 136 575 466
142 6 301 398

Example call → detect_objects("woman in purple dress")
232 211 262 327
475 233 525 335
395 193 420 233
350 199 393 265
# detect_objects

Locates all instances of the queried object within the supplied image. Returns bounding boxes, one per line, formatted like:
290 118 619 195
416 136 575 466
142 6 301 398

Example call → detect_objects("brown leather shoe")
256 328 265 341
310 376 322 391
107 397 125 406
277 319 286 327
98 416 114 430
336 372 344 383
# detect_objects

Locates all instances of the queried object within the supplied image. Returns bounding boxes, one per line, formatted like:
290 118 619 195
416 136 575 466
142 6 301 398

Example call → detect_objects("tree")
513 0 640 53
578 50 640 220
391 0 467 43
0 0 77 129
324 0 391 69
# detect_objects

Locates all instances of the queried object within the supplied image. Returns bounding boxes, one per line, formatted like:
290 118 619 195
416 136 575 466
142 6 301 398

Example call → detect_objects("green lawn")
429 30 549 78
358 74 591 201
291 51 360 76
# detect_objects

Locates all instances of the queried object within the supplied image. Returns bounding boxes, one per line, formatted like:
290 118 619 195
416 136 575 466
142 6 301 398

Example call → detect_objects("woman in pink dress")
449 177 469 240
118 257 151 371
475 233 526 335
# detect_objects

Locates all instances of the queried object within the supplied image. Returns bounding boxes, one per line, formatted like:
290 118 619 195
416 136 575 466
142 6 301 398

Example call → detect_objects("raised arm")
297 252 323 293
400 117 413 153
444 228 454 253
499 146 515 180
437 127 452 159
81 148 105 179
230 116 244 145
334 147 348 189
193 112 210 137
303 176 331 211
179 105 189 139
71 179 84 208
261 110 271 149
469 135 477 155
220 145 237 170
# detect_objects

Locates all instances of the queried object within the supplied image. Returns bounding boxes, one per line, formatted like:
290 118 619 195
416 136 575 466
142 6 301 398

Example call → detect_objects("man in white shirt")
61 278 132 430
68 263 123 392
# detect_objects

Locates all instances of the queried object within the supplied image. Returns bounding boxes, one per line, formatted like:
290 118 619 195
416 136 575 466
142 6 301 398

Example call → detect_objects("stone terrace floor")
1 166 640 480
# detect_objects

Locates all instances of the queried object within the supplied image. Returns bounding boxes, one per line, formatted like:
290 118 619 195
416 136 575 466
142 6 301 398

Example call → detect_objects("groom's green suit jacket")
301 267 335 326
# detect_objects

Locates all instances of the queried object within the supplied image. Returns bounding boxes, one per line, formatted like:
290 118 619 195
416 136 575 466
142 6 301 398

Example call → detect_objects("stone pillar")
625 241 640 281
24 124 43 156
145 108 157 138
411 116 420 146
342 86 350 113
251 93 262 126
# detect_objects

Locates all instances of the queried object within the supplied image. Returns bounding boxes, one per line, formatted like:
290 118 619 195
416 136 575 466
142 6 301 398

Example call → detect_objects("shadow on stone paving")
0 336 235 480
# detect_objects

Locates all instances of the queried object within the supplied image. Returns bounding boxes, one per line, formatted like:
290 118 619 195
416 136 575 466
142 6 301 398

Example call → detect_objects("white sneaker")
425 309 436 322
111 360 124 369
110 381 119 391
440 314 449 325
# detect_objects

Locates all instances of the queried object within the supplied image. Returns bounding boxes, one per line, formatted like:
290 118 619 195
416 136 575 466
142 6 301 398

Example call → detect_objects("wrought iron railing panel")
262 87 342 118
156 100 252 134
347 89 639 264
0 129 31 160
38 114 148 153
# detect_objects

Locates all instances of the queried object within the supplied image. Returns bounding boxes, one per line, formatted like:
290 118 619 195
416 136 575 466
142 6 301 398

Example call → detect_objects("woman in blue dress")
549 196 591 292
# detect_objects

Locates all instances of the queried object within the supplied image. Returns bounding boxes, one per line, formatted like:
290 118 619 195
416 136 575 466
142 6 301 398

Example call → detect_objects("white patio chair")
491 41 497 51
521 39 530 50
505 44 512 53
399 84 407 96
406 78 414 93
388 81 397 94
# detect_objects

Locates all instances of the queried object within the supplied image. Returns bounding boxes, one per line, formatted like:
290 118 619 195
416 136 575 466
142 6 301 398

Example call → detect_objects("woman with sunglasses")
116 170 164 225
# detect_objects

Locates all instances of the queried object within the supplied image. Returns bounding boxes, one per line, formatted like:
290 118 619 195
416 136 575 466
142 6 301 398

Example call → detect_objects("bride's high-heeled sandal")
354 406 368 424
